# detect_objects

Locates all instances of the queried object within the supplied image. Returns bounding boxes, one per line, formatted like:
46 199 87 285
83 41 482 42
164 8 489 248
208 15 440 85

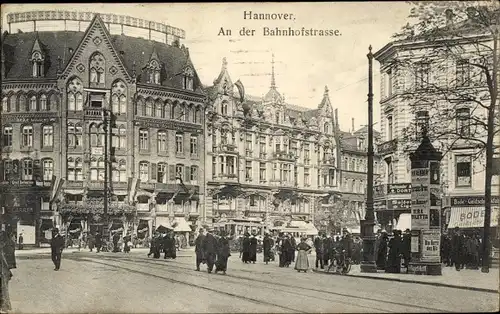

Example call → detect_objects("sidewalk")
313 264 499 293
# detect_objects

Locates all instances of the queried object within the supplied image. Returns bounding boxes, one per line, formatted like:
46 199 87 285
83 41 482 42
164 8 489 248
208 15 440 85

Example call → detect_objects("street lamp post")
360 45 377 273
102 109 110 236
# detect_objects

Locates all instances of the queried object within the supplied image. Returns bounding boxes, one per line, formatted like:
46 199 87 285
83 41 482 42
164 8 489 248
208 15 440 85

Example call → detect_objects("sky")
1 2 413 132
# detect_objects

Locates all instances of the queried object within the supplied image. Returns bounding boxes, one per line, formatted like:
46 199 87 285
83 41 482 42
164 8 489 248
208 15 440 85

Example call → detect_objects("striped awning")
448 206 499 229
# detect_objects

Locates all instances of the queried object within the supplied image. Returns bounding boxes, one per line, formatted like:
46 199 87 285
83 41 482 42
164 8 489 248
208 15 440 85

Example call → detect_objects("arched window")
136 98 144 116
179 104 186 121
97 158 105 181
18 94 27 112
119 160 127 182
324 122 329 134
155 100 162 117
40 94 48 111
183 67 194 90
221 101 228 115
194 107 201 124
146 99 153 116
111 80 127 114
29 95 37 111
32 51 44 77
67 123 75 148
171 103 177 119
163 102 170 119
67 77 83 111
188 106 195 122
90 124 103 147
118 125 126 149
89 52 105 84
1 97 7 112
49 94 58 111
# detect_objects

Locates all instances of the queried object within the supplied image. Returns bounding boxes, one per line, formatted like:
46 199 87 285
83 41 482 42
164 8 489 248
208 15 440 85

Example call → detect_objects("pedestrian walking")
94 232 102 253
202 228 218 274
163 232 176 259
451 227 464 271
88 233 95 252
123 235 131 253
249 233 258 264
263 233 274 264
323 233 332 267
295 237 312 273
241 233 251 263
314 234 324 269
215 231 231 275
386 230 402 273
402 229 411 271
50 228 65 271
112 231 120 253
282 234 293 267
194 229 206 271
376 231 389 270
289 236 297 263
17 233 23 251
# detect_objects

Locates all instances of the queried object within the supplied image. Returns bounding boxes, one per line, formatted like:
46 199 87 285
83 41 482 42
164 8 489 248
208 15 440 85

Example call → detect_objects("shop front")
373 183 411 232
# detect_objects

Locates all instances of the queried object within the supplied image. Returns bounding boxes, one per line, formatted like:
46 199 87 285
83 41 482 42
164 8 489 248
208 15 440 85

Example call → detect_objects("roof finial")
271 53 276 89
222 57 227 70
324 85 329 96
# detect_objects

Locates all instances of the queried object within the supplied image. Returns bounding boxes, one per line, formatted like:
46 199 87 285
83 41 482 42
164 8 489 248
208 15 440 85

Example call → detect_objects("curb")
312 269 498 294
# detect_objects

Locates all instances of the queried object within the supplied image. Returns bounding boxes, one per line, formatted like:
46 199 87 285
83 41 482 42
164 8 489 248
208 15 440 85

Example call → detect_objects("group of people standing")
194 228 231 274
441 227 487 271
240 232 259 264
313 229 354 269
148 231 178 260
375 229 411 273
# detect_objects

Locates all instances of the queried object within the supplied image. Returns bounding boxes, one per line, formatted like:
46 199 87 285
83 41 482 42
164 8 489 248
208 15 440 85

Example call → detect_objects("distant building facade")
205 57 341 236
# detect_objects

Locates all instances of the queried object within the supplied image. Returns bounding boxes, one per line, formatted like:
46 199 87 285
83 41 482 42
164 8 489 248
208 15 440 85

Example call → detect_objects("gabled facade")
205 56 341 236
1 13 206 245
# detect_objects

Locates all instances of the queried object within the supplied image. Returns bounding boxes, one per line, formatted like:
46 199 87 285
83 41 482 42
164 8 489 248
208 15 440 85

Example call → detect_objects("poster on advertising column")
411 168 430 230
421 229 441 263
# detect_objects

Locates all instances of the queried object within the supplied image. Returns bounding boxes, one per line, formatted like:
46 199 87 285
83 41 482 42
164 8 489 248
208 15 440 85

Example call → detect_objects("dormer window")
147 60 161 84
32 52 44 78
183 67 194 91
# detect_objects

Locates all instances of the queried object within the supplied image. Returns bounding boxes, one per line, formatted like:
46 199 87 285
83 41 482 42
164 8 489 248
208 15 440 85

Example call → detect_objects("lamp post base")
360 261 377 273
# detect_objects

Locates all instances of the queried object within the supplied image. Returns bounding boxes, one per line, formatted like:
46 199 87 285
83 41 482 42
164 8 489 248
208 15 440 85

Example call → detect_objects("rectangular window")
176 133 184 154
416 110 429 138
175 164 184 180
246 161 252 180
139 129 149 150
456 155 472 187
415 62 430 89
139 162 149 181
304 144 310 165
22 126 33 147
387 115 393 141
246 133 253 151
291 141 298 157
212 156 217 178
259 162 266 181
157 163 167 183
157 131 167 153
43 125 53 147
190 166 198 181
304 168 310 185
3 127 12 147
456 108 471 136
43 159 53 181
259 136 266 156
22 159 33 181
456 59 470 86
190 136 198 155
227 156 235 175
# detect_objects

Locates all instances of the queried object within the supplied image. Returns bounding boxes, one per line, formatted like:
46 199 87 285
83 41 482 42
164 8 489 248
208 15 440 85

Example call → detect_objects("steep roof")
2 30 204 92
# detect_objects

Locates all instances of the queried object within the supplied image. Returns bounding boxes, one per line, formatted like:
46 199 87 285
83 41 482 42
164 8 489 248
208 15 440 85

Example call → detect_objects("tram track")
71 254 452 313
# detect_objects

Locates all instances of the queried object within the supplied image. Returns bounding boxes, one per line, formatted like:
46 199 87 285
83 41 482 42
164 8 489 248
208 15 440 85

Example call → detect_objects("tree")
393 1 499 272
314 199 359 234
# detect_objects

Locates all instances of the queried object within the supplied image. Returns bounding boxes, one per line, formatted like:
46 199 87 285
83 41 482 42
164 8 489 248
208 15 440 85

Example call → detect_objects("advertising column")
409 135 442 276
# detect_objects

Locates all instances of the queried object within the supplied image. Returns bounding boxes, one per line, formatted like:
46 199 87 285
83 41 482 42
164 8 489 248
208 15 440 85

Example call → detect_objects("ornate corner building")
204 56 341 235
1 11 206 245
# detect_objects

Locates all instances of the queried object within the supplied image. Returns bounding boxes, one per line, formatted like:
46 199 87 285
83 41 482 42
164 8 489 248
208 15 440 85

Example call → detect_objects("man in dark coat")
241 233 251 263
323 234 332 267
376 231 389 270
112 231 120 253
282 234 293 267
289 236 297 263
249 233 258 263
163 232 176 259
215 231 231 274
451 227 464 271
401 229 411 271
202 228 218 273
94 231 102 253
50 228 65 271
386 230 402 273
194 229 206 271
263 233 274 264
314 234 325 269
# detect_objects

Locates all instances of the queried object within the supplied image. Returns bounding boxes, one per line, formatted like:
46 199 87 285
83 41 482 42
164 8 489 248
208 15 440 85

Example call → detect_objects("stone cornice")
2 81 58 91
137 85 205 103
134 116 202 133
1 112 59 123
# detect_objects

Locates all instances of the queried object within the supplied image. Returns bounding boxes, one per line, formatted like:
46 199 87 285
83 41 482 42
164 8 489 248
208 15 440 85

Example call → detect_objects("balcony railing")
378 139 398 155
273 151 296 161
84 107 105 118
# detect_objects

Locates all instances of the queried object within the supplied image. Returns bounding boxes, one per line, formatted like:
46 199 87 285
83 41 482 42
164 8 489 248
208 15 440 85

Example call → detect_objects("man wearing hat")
202 227 218 273
194 228 206 271
50 228 65 271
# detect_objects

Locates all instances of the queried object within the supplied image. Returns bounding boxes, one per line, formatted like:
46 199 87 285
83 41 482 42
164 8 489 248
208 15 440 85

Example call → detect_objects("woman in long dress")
295 237 312 273
215 232 231 275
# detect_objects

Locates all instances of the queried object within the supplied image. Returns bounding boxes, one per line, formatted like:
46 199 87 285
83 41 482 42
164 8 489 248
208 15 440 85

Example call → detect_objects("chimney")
445 9 454 28
352 118 355 133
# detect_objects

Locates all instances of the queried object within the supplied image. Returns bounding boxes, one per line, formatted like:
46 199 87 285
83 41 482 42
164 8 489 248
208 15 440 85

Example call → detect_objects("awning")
395 213 412 231
305 222 319 235
155 216 173 229
448 206 499 229
347 227 361 234
173 217 192 232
